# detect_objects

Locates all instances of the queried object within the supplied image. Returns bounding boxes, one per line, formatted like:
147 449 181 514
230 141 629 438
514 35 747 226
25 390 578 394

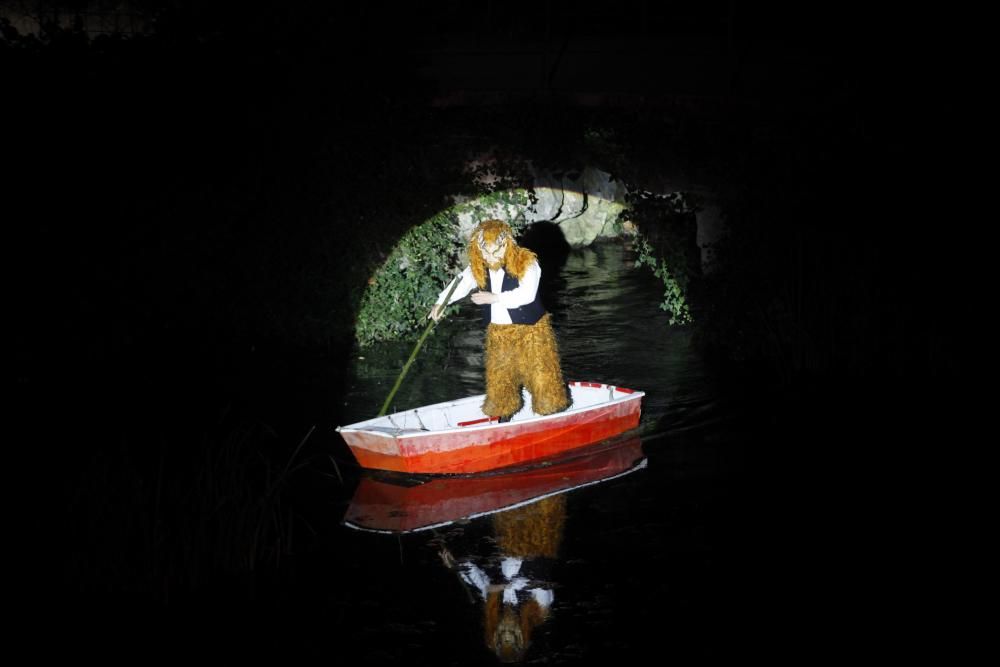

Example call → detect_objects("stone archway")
354 166 720 346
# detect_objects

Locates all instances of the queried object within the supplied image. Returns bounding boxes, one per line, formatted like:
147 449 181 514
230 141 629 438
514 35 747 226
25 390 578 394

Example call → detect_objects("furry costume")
480 496 566 662
468 221 570 419
445 489 565 661
483 314 567 417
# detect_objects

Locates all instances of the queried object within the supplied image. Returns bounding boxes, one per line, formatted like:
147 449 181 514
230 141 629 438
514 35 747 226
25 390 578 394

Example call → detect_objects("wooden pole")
377 272 464 417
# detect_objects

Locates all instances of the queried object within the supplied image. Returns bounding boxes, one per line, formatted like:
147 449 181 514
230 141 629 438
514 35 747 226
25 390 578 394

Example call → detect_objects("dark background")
7 0 958 658
9 1 928 403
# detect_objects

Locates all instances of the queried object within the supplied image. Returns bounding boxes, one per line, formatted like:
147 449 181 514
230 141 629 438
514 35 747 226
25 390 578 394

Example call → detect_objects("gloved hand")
470 291 499 305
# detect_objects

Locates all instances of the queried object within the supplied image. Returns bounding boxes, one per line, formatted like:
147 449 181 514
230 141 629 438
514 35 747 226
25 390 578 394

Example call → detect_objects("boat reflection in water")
343 436 646 663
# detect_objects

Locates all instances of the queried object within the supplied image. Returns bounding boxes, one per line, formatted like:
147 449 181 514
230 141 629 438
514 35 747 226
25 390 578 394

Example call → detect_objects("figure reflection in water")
437 495 566 663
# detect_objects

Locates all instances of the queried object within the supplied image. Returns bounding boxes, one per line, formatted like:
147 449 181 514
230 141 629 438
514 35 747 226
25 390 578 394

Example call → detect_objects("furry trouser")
482 314 570 418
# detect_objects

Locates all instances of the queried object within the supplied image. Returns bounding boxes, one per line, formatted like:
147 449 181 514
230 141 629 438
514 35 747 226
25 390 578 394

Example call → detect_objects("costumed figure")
429 220 571 421
438 496 566 663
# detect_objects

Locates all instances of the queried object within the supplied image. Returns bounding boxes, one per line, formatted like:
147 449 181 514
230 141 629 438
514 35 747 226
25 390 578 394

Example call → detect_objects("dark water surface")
73 240 858 662
342 239 715 430
321 240 769 664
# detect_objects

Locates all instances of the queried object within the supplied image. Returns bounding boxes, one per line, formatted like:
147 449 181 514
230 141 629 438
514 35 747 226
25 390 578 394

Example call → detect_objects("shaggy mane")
468 220 537 289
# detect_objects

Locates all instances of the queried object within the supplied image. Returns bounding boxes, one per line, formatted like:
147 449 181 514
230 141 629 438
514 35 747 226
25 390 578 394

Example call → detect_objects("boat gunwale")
337 383 645 441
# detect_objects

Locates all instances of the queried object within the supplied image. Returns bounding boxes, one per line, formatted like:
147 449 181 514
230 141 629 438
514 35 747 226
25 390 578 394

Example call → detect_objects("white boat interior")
338 382 643 437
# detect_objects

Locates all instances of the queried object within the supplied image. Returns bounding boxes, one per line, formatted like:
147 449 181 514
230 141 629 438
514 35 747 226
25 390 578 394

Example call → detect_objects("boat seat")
366 426 426 435
457 416 500 427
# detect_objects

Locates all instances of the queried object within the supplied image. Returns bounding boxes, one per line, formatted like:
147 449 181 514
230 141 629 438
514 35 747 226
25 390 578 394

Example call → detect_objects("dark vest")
481 271 546 326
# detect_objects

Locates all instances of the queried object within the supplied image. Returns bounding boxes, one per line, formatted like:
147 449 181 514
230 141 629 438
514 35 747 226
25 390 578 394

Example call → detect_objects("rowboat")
336 381 644 474
343 436 646 533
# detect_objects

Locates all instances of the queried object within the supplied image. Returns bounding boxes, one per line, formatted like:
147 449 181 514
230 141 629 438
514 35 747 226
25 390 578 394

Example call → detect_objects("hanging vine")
617 190 698 326
354 189 533 346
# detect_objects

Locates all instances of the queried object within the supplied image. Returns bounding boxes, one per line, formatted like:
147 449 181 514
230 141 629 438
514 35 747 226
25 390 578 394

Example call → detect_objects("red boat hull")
346 398 641 475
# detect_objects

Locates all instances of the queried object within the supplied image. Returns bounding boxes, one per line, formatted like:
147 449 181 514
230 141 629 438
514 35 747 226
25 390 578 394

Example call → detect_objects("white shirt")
459 557 554 609
436 262 542 325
